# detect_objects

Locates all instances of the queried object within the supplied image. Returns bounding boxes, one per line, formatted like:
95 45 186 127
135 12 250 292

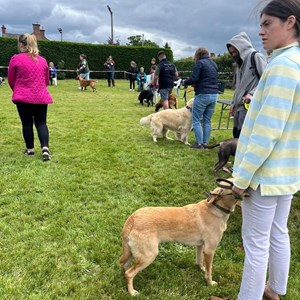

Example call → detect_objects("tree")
107 37 121 45
163 42 171 49
126 35 159 47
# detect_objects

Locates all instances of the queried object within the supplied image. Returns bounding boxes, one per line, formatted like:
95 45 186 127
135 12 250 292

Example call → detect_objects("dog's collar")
186 105 192 112
211 201 232 214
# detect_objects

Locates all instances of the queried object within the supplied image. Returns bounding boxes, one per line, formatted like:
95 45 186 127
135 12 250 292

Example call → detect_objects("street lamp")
107 5 113 44
142 33 144 46
58 28 62 42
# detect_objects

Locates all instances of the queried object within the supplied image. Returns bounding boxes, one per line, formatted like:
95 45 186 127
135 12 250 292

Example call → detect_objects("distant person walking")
8 33 53 161
152 50 178 109
76 54 90 80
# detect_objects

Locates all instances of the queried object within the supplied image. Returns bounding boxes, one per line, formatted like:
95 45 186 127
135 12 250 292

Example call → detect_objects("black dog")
138 90 154 107
204 138 238 176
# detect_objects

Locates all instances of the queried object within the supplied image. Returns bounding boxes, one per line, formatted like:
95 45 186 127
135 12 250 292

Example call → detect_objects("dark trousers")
129 78 135 89
107 72 115 87
16 103 49 149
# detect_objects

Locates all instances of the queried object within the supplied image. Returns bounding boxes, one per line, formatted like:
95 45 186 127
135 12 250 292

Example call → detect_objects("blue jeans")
79 72 90 80
192 94 218 145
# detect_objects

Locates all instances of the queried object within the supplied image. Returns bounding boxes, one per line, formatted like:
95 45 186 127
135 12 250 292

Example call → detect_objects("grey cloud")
1 0 266 59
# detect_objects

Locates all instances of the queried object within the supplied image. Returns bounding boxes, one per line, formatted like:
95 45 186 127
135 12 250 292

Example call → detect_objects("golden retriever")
76 75 96 92
140 98 194 144
120 179 243 296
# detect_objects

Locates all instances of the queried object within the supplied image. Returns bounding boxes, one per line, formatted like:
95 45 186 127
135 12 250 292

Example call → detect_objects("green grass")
0 79 299 299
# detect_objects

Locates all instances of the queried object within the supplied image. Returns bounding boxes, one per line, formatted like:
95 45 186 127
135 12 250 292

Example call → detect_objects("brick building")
1 22 49 40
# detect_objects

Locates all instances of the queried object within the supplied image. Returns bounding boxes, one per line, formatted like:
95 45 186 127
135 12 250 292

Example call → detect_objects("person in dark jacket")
183 47 219 149
76 54 90 80
152 50 178 109
104 56 115 87
128 61 137 91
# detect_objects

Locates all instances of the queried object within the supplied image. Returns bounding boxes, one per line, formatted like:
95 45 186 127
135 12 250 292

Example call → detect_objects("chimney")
40 26 45 39
32 22 40 35
2 25 6 34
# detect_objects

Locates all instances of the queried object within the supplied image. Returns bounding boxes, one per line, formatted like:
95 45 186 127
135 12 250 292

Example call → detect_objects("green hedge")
0 37 173 79
0 37 233 85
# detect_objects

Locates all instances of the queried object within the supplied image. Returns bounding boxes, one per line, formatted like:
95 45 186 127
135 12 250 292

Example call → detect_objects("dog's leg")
120 243 133 271
196 244 205 272
125 240 159 296
151 121 163 142
203 250 217 286
180 133 190 145
162 128 172 140
214 152 231 176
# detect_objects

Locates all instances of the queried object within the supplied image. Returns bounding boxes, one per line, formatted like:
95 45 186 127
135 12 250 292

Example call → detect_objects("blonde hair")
18 34 39 60
194 47 209 61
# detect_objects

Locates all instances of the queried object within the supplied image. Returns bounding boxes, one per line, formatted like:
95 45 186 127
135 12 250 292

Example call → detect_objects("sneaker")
42 147 51 161
23 149 34 156
189 143 204 149
129 89 132 91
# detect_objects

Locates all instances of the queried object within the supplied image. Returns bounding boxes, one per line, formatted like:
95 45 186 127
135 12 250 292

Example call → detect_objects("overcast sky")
0 0 267 60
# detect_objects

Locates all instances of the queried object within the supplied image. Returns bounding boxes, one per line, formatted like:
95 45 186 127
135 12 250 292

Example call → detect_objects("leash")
185 105 192 112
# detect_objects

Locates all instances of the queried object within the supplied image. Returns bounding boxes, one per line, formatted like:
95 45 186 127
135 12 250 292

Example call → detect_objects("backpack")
250 51 260 79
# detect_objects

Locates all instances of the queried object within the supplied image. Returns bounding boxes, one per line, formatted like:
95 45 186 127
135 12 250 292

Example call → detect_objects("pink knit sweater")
8 53 53 104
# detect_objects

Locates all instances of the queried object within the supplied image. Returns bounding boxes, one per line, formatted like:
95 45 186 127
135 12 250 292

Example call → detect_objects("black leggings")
16 103 49 149
129 78 135 89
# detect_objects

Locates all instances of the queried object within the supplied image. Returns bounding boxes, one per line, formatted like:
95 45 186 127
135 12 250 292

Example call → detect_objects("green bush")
0 37 173 79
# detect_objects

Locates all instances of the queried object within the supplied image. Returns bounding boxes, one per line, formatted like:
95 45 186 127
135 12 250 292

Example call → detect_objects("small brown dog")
120 179 244 296
155 93 178 111
76 75 96 92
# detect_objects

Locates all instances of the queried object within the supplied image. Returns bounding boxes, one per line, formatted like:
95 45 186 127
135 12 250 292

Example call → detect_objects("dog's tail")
203 143 221 149
119 216 135 269
140 114 154 126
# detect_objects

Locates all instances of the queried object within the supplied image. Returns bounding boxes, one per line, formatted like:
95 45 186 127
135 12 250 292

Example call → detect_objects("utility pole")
107 5 113 44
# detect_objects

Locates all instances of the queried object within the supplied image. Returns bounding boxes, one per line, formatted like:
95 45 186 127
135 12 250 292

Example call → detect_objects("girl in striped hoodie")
232 0 300 299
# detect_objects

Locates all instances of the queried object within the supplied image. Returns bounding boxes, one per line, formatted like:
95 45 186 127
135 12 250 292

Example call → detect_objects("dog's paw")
129 289 139 296
198 265 205 272
209 280 218 286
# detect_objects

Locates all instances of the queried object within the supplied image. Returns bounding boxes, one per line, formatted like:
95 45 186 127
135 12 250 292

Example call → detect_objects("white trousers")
237 187 292 300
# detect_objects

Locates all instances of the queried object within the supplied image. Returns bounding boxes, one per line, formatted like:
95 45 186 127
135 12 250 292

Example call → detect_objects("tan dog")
76 75 96 92
140 98 194 144
155 93 178 111
120 179 242 296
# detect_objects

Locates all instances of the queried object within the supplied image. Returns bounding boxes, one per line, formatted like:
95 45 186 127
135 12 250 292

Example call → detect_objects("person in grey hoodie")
227 32 267 138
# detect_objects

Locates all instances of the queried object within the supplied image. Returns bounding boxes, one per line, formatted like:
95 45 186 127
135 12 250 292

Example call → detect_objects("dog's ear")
207 189 222 204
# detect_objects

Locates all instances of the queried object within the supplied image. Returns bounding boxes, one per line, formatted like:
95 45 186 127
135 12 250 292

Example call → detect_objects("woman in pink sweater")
8 33 53 161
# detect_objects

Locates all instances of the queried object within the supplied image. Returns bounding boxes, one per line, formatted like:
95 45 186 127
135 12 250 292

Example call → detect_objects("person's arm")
7 56 17 90
151 65 160 87
248 53 268 96
233 60 297 189
45 63 50 86
183 61 201 86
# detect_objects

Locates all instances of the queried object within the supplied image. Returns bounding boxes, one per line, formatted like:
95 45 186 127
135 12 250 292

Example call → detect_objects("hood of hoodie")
226 32 255 61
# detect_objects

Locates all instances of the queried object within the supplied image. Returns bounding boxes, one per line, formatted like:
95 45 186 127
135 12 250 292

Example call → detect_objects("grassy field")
0 79 299 300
